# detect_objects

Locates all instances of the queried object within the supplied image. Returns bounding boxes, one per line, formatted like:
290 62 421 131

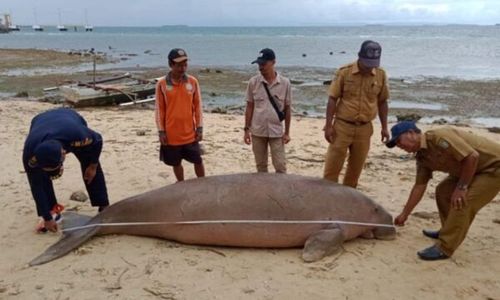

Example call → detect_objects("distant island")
161 24 188 28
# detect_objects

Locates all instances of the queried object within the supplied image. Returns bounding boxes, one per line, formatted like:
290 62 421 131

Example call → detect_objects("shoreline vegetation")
0 48 499 126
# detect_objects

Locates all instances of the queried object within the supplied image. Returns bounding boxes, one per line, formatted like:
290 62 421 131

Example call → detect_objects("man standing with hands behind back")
155 48 205 182
323 40 390 188
243 48 292 173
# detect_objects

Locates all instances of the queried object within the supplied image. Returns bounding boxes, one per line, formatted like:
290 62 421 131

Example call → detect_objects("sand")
0 100 499 299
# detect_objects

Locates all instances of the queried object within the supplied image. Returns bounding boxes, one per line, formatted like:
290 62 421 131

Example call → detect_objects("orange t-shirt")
155 74 203 146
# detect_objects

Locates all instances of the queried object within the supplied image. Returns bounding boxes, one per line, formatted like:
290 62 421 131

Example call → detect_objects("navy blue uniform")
23 108 109 221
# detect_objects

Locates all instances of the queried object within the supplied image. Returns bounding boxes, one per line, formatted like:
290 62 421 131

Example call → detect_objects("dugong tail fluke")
30 212 98 266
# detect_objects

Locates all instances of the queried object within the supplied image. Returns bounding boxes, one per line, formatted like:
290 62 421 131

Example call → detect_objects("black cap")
251 48 276 64
358 40 382 68
168 48 188 63
386 121 420 148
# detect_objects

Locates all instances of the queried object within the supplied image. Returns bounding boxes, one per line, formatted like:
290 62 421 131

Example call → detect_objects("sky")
2 0 500 26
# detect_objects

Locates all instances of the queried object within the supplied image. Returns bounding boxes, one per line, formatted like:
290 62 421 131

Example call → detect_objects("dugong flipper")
302 227 345 262
30 173 396 266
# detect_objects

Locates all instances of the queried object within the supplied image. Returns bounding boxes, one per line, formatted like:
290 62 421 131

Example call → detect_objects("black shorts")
160 142 203 166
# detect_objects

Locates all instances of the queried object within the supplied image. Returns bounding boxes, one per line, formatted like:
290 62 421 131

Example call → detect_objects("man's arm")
325 69 343 143
394 183 428 226
244 101 254 145
282 81 292 144
85 132 103 164
378 71 390 143
451 151 479 209
324 96 338 143
282 104 291 144
26 169 55 223
77 131 103 184
154 80 167 145
284 104 291 135
193 79 203 141
378 100 389 143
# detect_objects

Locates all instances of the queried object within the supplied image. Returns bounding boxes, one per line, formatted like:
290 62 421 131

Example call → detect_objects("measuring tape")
62 219 395 233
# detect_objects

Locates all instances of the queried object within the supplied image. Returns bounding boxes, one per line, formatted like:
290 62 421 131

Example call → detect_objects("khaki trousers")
323 120 373 188
435 170 500 256
252 135 286 173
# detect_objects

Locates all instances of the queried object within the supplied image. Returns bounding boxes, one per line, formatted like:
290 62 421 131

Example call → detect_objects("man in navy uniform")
23 108 109 233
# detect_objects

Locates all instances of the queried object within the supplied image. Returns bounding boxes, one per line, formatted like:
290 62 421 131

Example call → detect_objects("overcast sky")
3 0 500 26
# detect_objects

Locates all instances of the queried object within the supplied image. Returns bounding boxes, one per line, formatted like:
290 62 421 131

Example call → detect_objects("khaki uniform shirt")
328 62 389 123
246 73 292 138
415 127 500 184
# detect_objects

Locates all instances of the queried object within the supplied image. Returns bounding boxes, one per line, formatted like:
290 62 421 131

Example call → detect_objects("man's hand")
159 131 168 145
244 130 252 145
324 125 336 143
381 128 390 143
282 133 291 144
394 213 408 226
451 188 468 210
196 127 203 142
84 163 98 184
44 219 58 232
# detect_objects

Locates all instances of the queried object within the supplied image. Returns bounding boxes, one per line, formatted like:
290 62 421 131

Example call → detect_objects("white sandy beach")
0 100 499 299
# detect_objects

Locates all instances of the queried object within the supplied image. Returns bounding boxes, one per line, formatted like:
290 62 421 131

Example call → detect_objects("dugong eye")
374 206 379 213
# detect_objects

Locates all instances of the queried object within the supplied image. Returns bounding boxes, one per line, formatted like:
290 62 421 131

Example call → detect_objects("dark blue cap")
358 40 381 68
29 140 63 168
386 121 419 148
168 48 188 63
251 48 276 64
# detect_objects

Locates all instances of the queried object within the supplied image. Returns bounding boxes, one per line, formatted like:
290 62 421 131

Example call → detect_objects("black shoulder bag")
262 82 286 122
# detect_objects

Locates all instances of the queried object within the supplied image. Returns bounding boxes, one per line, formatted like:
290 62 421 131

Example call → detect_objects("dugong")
30 173 395 265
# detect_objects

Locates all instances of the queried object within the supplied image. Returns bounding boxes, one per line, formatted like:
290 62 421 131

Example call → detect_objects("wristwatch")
457 183 468 191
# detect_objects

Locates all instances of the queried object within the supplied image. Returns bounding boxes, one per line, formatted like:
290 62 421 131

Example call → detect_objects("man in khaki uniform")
324 40 390 188
387 121 500 260
244 48 292 173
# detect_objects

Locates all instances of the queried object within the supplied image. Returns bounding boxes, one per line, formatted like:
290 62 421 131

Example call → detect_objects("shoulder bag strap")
262 82 283 116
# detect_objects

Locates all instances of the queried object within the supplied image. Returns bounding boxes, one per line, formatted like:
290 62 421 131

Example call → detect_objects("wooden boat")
46 73 158 107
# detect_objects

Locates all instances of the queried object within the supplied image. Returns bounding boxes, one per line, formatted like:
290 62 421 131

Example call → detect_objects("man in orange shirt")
155 48 205 181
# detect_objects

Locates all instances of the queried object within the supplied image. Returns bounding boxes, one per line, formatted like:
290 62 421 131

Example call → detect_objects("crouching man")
387 121 500 260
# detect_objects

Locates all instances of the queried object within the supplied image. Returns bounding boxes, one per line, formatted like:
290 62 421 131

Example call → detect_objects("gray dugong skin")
30 173 396 265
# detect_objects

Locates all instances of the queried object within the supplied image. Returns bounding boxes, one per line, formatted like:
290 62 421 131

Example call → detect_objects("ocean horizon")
2 25 500 79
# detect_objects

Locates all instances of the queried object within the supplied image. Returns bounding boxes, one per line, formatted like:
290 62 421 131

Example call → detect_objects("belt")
337 118 370 126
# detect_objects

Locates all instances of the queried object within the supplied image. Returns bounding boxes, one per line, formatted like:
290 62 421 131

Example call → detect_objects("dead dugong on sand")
30 173 396 266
